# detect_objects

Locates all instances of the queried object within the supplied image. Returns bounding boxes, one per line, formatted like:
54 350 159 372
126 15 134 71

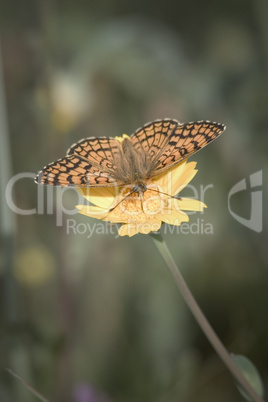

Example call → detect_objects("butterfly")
35 119 226 195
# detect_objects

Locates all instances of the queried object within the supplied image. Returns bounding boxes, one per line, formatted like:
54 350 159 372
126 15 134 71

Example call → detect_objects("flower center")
110 186 166 223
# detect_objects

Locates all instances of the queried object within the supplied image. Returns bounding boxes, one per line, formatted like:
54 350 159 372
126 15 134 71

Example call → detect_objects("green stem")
150 232 265 402
6 369 51 402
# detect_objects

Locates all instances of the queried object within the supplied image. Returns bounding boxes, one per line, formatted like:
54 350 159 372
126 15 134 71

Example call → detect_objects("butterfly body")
35 119 226 190
109 137 147 186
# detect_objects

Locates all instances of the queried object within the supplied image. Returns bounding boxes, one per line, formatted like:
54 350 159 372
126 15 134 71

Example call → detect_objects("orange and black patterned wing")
67 137 121 174
35 155 121 187
130 119 179 163
149 121 226 177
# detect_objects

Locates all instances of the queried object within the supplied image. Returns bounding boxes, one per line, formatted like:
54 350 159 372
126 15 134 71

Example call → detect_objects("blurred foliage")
0 0 267 401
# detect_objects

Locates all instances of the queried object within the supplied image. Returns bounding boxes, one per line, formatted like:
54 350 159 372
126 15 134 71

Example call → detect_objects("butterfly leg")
138 191 145 213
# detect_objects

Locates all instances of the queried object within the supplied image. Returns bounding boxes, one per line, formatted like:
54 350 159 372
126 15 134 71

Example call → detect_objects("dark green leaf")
231 354 265 401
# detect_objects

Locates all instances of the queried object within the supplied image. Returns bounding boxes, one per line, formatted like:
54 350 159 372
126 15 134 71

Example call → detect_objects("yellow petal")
76 204 109 219
170 161 197 195
157 207 189 226
118 224 139 237
118 219 161 237
115 134 129 142
77 187 118 209
175 198 207 211
137 219 162 234
153 160 198 196
103 213 131 224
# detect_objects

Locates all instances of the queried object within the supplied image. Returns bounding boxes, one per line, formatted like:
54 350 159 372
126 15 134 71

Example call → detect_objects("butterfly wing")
130 119 179 163
35 137 126 187
35 154 121 187
67 137 121 174
35 121 225 187
146 120 226 177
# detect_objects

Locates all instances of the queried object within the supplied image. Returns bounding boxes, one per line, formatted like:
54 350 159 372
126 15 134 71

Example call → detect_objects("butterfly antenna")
148 188 182 200
108 189 136 213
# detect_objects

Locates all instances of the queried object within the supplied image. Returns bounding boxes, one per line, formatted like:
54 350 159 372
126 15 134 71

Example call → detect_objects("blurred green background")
0 1 267 401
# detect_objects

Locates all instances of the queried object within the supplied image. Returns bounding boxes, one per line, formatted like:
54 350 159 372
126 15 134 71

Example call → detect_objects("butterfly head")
132 183 147 193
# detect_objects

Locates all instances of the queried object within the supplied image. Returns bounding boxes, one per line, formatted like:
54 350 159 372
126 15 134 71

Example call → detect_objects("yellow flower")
75 146 206 237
